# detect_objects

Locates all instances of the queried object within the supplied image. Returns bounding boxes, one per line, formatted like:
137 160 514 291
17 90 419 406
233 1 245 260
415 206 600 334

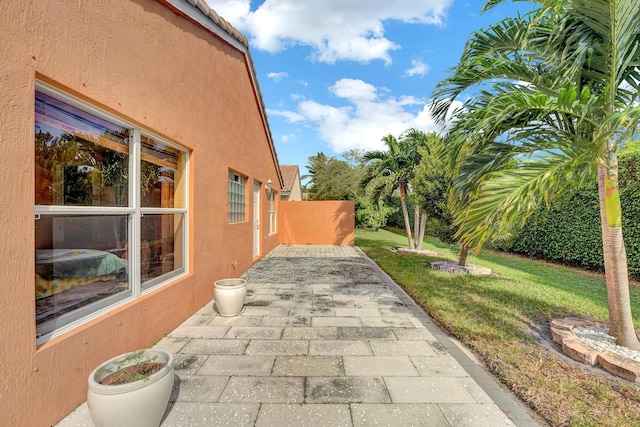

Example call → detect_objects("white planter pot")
214 278 247 316
87 349 174 427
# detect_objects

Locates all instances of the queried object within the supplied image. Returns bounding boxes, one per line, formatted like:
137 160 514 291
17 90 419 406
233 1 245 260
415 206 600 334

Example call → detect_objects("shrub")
505 145 640 278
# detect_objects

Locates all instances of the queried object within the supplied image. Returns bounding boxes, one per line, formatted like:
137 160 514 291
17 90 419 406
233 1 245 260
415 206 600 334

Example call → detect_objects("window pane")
269 191 277 234
35 91 129 207
35 214 130 334
141 135 184 208
141 214 184 286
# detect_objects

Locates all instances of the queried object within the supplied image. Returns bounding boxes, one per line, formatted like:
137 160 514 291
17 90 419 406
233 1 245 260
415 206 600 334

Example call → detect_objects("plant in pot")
87 349 174 427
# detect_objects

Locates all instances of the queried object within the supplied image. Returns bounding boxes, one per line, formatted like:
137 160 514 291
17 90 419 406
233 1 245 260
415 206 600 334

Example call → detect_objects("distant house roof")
162 0 283 188
280 165 300 194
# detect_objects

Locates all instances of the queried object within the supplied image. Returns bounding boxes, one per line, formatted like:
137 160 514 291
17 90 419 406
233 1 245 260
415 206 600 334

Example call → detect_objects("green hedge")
506 148 640 278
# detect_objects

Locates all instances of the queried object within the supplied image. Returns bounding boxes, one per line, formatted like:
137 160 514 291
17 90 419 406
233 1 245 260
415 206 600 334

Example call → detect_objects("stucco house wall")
0 1 283 425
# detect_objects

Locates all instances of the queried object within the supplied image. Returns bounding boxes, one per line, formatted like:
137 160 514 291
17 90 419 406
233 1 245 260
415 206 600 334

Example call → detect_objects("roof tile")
280 165 300 192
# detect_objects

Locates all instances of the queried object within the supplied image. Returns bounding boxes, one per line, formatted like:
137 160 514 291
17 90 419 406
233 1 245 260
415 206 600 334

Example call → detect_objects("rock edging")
551 317 640 382
428 261 492 276
395 247 439 257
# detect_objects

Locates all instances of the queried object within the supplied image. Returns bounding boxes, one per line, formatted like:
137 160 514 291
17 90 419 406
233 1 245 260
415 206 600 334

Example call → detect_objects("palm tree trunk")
458 245 469 267
413 208 420 250
598 166 619 337
599 163 640 349
417 212 427 250
399 185 414 249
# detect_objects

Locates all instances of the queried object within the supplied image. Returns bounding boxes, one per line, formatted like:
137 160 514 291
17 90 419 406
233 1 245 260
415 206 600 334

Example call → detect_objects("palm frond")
453 152 594 251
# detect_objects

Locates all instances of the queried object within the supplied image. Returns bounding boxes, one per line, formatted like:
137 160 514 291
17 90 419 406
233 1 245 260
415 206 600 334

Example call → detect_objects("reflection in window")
35 214 130 335
141 135 183 208
35 91 129 207
141 214 184 287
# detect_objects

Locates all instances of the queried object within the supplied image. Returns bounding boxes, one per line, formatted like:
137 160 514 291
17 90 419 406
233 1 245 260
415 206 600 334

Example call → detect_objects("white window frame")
228 171 246 223
34 81 189 344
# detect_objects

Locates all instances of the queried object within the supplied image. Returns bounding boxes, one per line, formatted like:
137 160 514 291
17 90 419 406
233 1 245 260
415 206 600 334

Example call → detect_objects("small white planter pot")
214 278 247 316
87 349 174 427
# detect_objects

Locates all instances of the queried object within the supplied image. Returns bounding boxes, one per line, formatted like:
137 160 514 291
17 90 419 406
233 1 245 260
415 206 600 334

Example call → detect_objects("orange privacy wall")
279 201 355 245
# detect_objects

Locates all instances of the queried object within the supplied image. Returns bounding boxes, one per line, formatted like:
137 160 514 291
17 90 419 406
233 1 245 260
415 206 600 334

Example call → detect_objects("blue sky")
205 0 528 176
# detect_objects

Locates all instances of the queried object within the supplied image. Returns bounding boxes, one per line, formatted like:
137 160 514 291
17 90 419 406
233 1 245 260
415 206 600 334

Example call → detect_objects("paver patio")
57 245 542 426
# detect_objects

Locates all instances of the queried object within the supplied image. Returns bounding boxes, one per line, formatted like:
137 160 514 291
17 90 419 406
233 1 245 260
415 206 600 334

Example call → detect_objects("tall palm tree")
432 0 640 348
360 132 424 249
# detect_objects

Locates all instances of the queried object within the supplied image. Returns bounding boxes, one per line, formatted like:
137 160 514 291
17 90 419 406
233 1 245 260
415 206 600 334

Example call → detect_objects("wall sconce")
265 178 273 196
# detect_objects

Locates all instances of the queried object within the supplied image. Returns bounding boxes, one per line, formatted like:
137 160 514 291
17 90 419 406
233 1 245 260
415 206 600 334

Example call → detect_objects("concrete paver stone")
272 355 345 376
218 377 305 403
197 355 275 376
181 338 248 355
161 402 260 427
344 355 419 377
308 339 372 356
439 403 516 426
282 326 339 339
255 404 352 427
171 375 229 402
385 377 478 404
351 403 450 427
306 376 391 403
244 339 309 355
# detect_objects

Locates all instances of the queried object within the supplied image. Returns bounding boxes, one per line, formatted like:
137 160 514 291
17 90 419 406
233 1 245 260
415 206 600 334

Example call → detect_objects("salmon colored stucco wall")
0 1 281 426
279 201 355 245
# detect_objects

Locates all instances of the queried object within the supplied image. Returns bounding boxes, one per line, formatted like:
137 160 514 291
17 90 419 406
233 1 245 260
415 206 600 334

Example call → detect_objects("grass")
356 228 640 427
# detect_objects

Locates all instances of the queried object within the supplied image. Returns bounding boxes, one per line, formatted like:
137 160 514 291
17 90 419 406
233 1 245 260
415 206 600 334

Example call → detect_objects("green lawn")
356 228 640 427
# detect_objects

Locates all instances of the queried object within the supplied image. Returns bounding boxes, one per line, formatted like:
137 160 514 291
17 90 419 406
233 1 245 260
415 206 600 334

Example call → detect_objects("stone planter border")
551 317 640 382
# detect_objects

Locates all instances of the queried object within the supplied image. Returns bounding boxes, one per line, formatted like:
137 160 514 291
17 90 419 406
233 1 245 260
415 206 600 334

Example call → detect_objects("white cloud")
331 78 377 102
404 59 431 77
279 133 297 143
205 0 453 63
206 0 250 24
267 71 289 81
276 78 455 153
267 109 305 123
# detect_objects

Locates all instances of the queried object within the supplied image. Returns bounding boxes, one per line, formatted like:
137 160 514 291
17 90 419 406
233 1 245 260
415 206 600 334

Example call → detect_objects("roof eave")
158 0 284 188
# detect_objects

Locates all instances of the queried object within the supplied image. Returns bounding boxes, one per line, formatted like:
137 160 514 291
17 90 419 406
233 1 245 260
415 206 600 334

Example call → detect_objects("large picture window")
34 84 188 341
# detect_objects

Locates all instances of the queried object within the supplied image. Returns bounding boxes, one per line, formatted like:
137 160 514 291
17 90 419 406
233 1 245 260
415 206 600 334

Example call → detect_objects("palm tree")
410 132 466 260
432 0 640 348
360 131 424 249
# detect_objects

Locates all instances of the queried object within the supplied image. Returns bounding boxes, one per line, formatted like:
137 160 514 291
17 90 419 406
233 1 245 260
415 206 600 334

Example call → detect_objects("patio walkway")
58 245 542 426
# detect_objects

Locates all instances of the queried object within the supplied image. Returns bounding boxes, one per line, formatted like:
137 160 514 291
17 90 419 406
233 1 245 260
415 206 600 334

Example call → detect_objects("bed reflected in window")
35 215 130 332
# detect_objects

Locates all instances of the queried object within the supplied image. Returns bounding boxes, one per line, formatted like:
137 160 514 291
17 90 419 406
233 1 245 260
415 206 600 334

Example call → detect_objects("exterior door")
253 181 260 258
